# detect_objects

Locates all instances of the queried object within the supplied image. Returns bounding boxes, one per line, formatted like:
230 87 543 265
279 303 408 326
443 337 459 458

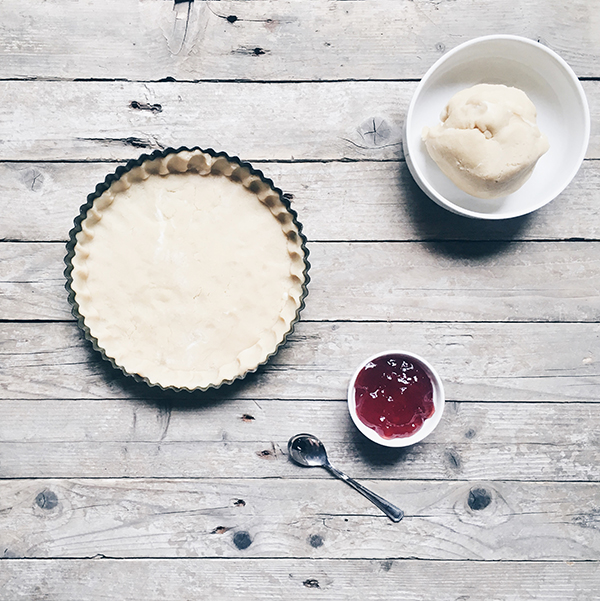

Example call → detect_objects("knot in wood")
35 489 58 510
233 530 253 550
357 117 392 147
468 487 492 511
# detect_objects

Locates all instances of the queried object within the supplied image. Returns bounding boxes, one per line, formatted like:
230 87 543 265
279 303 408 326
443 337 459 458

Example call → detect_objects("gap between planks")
0 476 598 483
0 557 598 562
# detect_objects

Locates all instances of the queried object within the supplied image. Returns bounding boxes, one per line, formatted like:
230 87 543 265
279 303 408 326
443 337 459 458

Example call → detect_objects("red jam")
353 354 435 439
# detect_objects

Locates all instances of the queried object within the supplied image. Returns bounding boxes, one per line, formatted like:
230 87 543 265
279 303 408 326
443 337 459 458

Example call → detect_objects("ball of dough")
422 84 549 199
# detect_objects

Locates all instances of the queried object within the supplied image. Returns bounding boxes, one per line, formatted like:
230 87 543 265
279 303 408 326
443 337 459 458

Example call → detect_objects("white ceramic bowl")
347 350 445 447
404 35 590 220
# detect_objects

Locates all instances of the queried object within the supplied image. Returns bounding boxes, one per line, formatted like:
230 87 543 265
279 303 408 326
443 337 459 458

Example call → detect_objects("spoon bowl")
287 433 404 522
288 432 329 467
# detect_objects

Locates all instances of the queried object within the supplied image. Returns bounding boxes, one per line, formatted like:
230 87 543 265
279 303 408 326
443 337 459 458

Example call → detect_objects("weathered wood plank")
0 81 598 161
3 80 411 161
308 241 600 322
1 479 598 560
0 558 598 600
3 240 600 322
1 399 595 446
290 160 600 243
0 0 598 80
1 438 597 481
2 160 600 244
0 400 598 480
1 322 597 401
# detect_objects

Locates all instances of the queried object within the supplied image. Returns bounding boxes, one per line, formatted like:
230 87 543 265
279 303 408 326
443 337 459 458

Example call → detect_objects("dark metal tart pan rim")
64 146 311 393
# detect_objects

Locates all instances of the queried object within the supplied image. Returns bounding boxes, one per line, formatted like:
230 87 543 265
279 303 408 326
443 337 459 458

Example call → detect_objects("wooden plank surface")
1 558 598 601
1 0 599 596
0 0 598 80
2 438 598 481
0 400 598 481
0 321 598 401
2 160 600 243
1 478 599 560
1 399 595 445
0 80 598 161
3 240 600 322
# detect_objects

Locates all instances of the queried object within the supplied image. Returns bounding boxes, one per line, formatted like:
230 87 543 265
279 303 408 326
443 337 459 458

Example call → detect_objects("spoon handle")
326 463 404 523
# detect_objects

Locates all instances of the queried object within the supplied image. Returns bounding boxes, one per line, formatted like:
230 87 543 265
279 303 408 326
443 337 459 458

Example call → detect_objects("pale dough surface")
70 151 305 390
422 84 550 199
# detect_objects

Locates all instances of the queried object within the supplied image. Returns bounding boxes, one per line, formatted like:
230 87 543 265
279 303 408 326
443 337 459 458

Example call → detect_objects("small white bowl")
404 35 590 220
347 350 445 447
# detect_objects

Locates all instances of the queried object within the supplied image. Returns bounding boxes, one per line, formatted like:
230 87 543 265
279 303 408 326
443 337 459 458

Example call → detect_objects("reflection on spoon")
287 433 404 523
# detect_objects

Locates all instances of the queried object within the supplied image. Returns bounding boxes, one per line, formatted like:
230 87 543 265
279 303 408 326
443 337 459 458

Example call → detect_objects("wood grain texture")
1 322 597 402
3 240 600 322
0 0 598 80
1 0 599 592
1 479 599 560
0 80 598 161
2 160 600 244
0 558 598 601
1 437 597 482
1 399 595 445
0 401 598 481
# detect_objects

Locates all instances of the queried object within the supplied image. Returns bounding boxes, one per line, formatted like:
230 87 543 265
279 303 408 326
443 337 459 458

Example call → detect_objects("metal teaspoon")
287 433 404 523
